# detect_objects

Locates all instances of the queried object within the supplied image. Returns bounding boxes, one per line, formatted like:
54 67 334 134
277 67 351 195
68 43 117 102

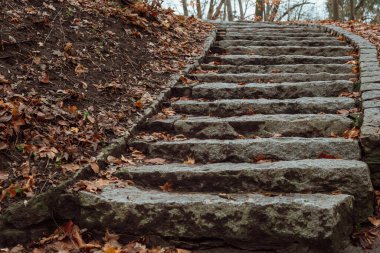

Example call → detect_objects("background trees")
158 0 380 23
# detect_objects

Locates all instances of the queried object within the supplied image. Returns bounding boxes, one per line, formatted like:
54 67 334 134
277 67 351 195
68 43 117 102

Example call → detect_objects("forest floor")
0 0 212 212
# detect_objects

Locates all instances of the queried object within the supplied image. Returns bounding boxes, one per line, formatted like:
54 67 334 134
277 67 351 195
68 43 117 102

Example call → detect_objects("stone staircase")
78 23 375 252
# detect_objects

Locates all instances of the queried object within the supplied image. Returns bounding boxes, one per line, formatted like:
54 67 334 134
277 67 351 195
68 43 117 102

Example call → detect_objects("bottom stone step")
78 187 353 252
115 159 373 222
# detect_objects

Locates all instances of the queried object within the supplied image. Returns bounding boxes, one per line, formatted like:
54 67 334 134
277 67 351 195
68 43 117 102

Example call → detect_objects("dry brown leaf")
90 162 100 174
107 155 122 164
134 100 144 109
0 141 8 150
159 182 173 192
61 163 80 173
369 216 380 227
144 157 166 165
39 72 49 84
183 156 195 165
343 127 360 139
75 64 89 76
0 74 10 84
20 161 31 178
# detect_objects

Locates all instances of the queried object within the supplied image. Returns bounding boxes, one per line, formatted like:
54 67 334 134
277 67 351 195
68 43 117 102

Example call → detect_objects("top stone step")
223 32 331 37
217 39 346 47
222 27 324 33
219 35 338 41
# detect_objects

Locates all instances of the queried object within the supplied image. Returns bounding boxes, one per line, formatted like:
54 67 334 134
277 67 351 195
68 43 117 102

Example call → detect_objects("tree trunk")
207 0 215 19
264 1 271 21
332 0 339 21
212 0 225 19
223 2 227 20
269 0 281 21
225 0 233 21
237 0 244 20
349 0 354 20
255 0 264 21
182 0 189 16
196 0 202 18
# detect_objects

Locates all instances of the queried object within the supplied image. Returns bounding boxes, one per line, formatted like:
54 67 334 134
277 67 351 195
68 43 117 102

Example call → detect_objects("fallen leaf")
134 100 144 109
39 72 49 84
183 156 195 165
61 163 80 173
343 127 360 139
369 216 380 227
0 75 10 84
107 156 122 164
144 157 166 165
159 182 173 192
0 142 8 150
90 162 100 174
75 64 89 76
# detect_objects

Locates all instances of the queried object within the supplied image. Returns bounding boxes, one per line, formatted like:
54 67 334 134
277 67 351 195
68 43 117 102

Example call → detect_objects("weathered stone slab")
200 63 353 74
360 109 380 162
132 138 361 163
169 114 353 138
116 159 373 222
217 39 346 47
205 55 353 65
225 32 333 38
362 91 380 101
363 100 380 109
172 97 355 116
361 76 380 84
222 46 351 57
191 73 354 83
225 28 324 33
221 35 336 41
360 83 380 91
191 81 353 99
79 187 353 252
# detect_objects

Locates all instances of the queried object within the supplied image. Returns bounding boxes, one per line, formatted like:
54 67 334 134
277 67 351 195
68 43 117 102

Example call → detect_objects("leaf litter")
0 0 213 208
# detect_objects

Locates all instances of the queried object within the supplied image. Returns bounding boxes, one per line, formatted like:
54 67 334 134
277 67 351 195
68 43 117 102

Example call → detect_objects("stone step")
204 55 353 65
171 97 355 116
189 81 353 99
222 28 324 33
144 114 353 138
131 138 361 163
215 24 314 29
78 187 353 252
218 35 338 41
115 160 373 222
190 73 355 83
200 64 353 74
212 46 351 57
217 39 346 47
223 32 332 38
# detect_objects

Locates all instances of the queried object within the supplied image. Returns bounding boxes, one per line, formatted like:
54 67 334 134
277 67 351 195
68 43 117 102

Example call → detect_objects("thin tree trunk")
182 0 189 16
226 0 233 21
255 0 264 21
237 0 244 20
196 0 202 19
264 1 271 21
332 0 339 21
207 0 215 19
223 2 227 20
269 0 281 21
349 0 355 20
212 0 225 19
